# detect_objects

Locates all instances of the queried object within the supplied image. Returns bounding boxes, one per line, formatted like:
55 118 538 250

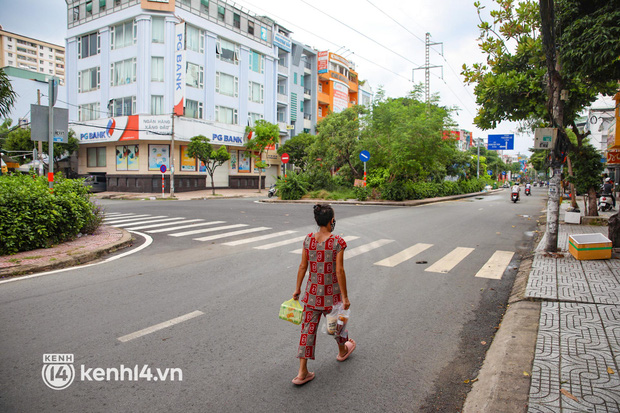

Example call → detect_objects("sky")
0 0 533 156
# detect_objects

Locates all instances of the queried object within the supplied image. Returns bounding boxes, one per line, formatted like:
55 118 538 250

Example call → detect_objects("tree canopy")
187 135 230 195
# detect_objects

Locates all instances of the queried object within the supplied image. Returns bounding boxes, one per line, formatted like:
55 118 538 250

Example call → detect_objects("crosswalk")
103 212 515 279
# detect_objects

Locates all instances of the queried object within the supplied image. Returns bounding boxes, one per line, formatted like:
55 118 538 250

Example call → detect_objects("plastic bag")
279 298 304 325
324 303 350 338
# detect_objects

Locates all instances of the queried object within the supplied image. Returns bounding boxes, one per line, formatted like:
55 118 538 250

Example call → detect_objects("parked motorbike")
525 187 531 196
598 193 613 211
268 184 277 198
511 191 519 203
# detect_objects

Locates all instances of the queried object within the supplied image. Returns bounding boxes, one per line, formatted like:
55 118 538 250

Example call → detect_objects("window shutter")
133 20 137 44
110 63 114 86
200 30 205 53
216 40 221 55
260 85 264 103
215 72 220 92
234 46 240 62
97 67 100 89
234 77 238 97
78 71 82 92
200 66 204 89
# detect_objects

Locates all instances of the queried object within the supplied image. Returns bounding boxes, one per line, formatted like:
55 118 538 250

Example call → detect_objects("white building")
65 0 285 192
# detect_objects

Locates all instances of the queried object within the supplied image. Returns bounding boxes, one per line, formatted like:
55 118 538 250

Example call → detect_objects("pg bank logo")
42 354 75 390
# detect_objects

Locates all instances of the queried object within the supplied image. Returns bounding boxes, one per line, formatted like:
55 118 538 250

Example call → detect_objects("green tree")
3 125 78 171
187 135 231 195
277 132 316 172
0 68 17 120
568 143 604 216
245 119 279 192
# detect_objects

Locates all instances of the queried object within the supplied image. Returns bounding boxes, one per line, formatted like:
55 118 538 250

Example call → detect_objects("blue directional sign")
488 134 515 150
359 150 370 162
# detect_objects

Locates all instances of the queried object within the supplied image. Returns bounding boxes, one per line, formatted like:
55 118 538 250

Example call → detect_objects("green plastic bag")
279 298 303 325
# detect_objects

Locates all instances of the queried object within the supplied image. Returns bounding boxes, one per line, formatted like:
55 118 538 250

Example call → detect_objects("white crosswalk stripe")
255 236 307 250
375 243 433 267
194 227 271 242
169 224 247 237
104 212 131 217
223 230 298 246
346 239 394 259
115 217 186 228
126 219 203 231
104 215 165 224
290 236 361 254
147 221 225 233
475 251 515 279
424 247 475 273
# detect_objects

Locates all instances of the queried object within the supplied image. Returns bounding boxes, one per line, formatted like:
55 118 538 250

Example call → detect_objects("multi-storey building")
0 27 66 85
65 0 285 192
317 51 358 121
289 40 317 136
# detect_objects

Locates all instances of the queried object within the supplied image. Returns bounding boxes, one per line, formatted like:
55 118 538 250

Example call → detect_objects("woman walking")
292 204 356 385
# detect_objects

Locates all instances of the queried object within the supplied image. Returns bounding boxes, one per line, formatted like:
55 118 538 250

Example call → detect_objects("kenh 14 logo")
42 354 75 390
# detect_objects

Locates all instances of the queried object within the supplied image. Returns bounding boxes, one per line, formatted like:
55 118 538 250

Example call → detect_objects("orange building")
317 51 359 120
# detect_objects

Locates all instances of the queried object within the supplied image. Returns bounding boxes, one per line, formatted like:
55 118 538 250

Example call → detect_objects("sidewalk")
464 198 620 412
92 188 270 201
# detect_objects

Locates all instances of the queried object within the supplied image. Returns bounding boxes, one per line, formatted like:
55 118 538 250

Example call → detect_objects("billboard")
174 22 186 116
318 51 328 74
487 134 514 150
74 115 172 142
332 81 349 113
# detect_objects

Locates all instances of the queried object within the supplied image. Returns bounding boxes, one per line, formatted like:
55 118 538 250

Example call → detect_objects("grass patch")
8 258 21 264
304 188 357 201
49 258 57 262
22 256 43 260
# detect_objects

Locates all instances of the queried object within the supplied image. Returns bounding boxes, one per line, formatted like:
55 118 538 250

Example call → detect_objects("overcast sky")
0 0 533 155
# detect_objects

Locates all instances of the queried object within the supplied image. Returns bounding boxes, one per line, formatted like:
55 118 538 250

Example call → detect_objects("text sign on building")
607 149 620 165
332 81 349 113
30 104 69 143
174 22 186 116
318 51 328 74
487 134 515 150
534 128 557 149
273 33 291 52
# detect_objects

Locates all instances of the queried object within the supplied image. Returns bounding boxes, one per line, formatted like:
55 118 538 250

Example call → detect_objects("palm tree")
0 68 17 119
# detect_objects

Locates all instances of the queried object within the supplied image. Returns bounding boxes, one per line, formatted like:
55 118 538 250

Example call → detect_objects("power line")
364 0 426 44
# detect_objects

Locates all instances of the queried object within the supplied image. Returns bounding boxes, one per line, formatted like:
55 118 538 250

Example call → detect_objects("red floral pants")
297 306 348 360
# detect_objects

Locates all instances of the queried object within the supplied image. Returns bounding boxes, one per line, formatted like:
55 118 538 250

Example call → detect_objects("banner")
180 145 196 171
174 22 186 116
318 51 328 74
332 81 349 113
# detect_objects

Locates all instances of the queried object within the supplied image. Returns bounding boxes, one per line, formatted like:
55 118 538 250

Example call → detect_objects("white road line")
475 251 515 279
114 217 185 228
375 243 433 267
104 212 131 217
105 215 167 225
147 221 225 233
117 310 204 343
103 214 151 221
255 235 307 250
223 230 298 246
169 224 247 237
194 227 271 242
290 236 361 254
126 219 203 231
345 239 394 259
424 247 475 273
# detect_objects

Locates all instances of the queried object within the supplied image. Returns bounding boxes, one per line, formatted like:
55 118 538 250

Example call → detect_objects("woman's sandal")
292 371 315 385
337 339 356 362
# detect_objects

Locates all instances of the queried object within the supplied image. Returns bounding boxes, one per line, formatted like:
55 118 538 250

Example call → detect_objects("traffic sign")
488 170 493 176
281 153 290 164
359 150 370 162
502 171 507 176
160 165 167 173
488 134 515 150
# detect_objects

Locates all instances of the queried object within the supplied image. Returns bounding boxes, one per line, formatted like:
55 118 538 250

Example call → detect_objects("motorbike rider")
525 182 532 193
511 183 521 201
603 178 616 208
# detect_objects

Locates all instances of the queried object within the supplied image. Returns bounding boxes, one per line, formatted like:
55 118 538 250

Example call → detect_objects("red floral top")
301 233 347 310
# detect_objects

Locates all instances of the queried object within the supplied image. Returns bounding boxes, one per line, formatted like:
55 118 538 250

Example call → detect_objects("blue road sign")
488 170 493 176
359 150 370 162
160 165 167 173
488 134 515 150
502 171 507 176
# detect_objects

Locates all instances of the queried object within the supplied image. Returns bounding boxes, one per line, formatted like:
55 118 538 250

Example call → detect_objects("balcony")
278 65 288 76
304 89 311 99
318 91 330 105
304 118 312 129
277 93 288 104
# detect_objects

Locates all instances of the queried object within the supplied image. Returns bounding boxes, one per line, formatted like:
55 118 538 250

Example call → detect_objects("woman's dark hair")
313 204 334 227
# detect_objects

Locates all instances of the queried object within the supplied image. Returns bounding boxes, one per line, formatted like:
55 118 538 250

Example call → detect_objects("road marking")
223 230 298 246
147 221 225 233
255 235 307 250
346 239 394 259
104 212 133 217
116 217 186 228
105 215 167 225
194 227 271 242
169 224 247 237
289 236 361 254
475 251 515 279
103 214 151 221
126 219 203 231
117 310 204 343
375 243 433 267
424 247 475 273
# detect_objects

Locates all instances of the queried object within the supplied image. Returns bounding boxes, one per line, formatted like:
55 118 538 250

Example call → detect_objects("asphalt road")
0 189 546 412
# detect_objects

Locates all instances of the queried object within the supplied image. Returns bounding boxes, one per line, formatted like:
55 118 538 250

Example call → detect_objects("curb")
0 229 133 278
260 188 504 206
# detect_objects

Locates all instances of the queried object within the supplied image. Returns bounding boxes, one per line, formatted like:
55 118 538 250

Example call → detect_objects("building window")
111 20 136 50
217 5 225 21
79 102 100 121
186 63 204 89
215 106 237 124
247 21 254 36
248 112 263 126
110 96 135 116
186 25 204 53
318 106 322 117
151 95 164 115
300 100 303 113
233 13 240 29
301 75 305 87
277 110 285 123
278 54 287 67
78 67 100 92
201 0 209 12
86 1 93 16
110 58 136 86
318 82 322 92
73 6 80 21
100 0 106 11
249 82 264 104
277 82 286 95
79 32 99 58
151 57 164 82
152 17 165 43
249 50 264 73
216 37 239 64
87 147 106 167
216 72 238 97
294 72 297 85
185 100 203 119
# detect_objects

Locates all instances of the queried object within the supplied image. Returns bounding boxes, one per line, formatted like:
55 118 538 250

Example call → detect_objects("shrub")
380 179 414 201
367 167 390 188
354 185 370 201
276 171 310 200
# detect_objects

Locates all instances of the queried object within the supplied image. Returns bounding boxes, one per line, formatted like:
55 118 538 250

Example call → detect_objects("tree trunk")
608 212 620 248
588 187 599 217
545 167 562 252
566 156 578 209
211 173 215 195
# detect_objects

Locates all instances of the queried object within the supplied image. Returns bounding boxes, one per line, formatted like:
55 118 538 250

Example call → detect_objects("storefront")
605 92 620 181
73 115 280 192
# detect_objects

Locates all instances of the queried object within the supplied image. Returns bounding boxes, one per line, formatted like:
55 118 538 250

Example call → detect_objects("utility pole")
48 77 56 189
37 89 43 176
412 33 443 112
170 112 175 198
477 139 481 179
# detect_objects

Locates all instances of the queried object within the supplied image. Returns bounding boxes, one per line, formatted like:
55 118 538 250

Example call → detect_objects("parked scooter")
268 184 277 198
598 193 613 211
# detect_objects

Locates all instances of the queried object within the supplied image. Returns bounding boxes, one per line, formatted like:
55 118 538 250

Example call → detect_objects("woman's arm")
335 250 350 309
293 249 308 300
